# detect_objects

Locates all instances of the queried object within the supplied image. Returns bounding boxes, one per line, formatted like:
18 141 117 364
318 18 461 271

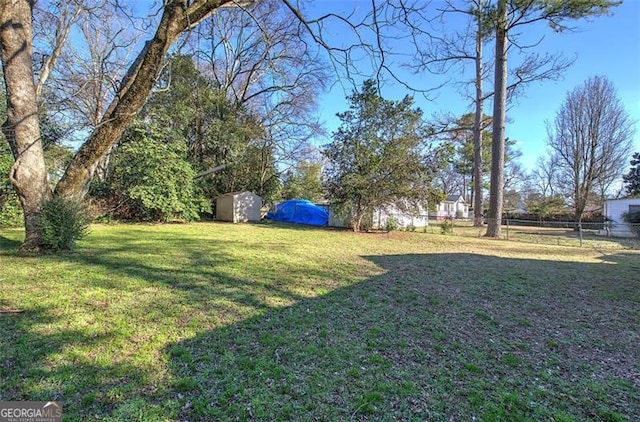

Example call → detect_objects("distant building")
601 197 640 237
372 203 429 229
327 201 429 230
434 195 470 220
215 191 262 223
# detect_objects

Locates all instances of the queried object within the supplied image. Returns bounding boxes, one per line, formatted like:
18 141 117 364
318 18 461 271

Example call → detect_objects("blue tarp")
266 199 329 226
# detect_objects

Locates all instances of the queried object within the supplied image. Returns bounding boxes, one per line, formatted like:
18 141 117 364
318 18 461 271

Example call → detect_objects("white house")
327 202 429 230
434 195 470 220
371 203 429 230
215 191 262 223
601 197 640 237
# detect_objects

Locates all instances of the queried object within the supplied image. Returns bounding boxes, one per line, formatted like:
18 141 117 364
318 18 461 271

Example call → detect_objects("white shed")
602 197 640 237
215 191 262 223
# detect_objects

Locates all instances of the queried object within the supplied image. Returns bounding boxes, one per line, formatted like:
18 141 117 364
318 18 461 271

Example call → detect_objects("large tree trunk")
485 0 507 238
352 200 364 232
0 0 52 251
1 1 233 250
574 186 588 223
472 0 484 228
55 1 234 201
54 1 233 200
55 1 198 200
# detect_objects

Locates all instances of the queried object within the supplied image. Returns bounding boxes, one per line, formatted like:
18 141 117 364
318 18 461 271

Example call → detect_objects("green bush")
385 216 398 232
440 218 453 234
0 146 23 228
39 196 91 251
622 212 640 237
105 127 210 222
0 192 22 228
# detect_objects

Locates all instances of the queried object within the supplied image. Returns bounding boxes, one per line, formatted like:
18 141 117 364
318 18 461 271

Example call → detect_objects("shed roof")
217 191 259 198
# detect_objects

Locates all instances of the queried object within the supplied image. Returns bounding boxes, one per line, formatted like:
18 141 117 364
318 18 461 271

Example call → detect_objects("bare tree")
43 2 143 180
531 155 559 198
188 0 327 171
547 75 635 221
503 157 525 193
435 167 465 198
32 0 85 102
47 2 141 131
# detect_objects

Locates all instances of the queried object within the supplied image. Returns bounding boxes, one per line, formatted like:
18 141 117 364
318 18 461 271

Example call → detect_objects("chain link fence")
422 217 640 250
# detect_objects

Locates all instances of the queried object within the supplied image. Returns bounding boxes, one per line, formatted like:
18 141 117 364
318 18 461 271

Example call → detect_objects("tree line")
0 0 635 251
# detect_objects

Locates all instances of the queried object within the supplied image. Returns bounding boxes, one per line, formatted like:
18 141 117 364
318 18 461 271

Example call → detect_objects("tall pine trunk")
472 0 484 227
485 0 507 238
0 0 52 252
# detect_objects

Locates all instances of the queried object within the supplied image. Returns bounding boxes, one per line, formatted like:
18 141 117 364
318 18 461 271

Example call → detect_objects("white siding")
216 195 235 222
435 199 470 219
234 192 262 223
216 191 262 223
603 198 640 237
327 202 429 229
372 205 429 229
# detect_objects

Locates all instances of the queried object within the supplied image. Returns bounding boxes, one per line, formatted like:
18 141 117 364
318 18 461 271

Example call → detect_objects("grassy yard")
424 220 640 250
0 222 638 421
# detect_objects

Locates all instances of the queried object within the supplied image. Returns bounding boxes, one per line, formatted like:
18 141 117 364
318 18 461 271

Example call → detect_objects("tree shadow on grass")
0 304 156 420
0 235 21 251
3 236 639 420
53 239 310 315
0 230 314 420
163 252 639 421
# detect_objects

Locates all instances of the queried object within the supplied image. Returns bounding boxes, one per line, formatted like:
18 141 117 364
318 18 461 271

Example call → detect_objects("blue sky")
312 0 640 171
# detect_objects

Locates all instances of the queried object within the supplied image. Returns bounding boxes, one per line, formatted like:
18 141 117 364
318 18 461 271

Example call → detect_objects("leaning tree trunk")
55 0 234 201
1 1 233 250
56 3 185 199
0 0 52 252
485 0 507 238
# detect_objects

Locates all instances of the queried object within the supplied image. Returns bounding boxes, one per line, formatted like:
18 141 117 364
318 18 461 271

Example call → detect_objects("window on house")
629 205 640 215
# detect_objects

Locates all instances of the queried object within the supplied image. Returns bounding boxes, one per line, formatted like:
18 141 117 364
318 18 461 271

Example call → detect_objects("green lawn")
1 222 638 421
426 219 640 250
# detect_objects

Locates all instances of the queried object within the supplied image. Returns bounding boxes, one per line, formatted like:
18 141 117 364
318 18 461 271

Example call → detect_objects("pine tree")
623 153 640 197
